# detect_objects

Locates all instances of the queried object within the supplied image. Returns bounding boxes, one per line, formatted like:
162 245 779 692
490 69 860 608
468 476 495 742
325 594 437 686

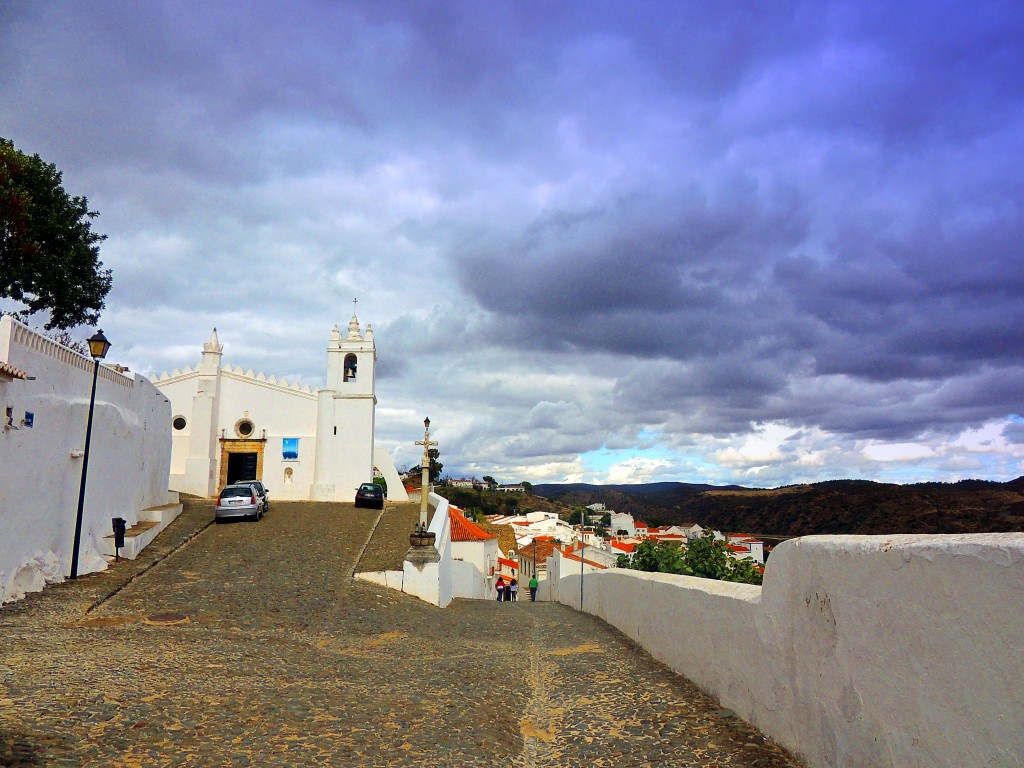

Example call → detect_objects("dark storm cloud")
2 0 1022 482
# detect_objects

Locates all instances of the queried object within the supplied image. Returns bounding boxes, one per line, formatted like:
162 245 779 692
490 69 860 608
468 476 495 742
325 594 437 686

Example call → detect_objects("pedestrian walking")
529 575 538 601
496 577 505 602
510 579 518 602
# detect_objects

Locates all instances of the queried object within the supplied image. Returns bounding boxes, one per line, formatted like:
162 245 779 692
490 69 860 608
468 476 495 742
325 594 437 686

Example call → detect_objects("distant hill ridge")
532 477 1024 536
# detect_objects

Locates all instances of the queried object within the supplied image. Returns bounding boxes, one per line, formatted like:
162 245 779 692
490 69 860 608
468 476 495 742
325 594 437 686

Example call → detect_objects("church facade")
151 315 406 502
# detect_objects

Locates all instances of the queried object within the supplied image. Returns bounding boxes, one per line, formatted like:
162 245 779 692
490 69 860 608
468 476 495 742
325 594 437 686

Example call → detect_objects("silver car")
215 482 266 522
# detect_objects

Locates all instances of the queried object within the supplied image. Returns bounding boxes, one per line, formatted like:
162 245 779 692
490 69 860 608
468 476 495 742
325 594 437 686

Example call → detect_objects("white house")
609 511 636 536
726 534 765 565
448 507 504 599
1 317 175 603
493 511 576 544
151 316 405 502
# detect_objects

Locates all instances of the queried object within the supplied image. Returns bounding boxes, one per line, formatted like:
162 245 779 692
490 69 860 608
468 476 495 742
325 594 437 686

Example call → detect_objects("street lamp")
70 329 110 580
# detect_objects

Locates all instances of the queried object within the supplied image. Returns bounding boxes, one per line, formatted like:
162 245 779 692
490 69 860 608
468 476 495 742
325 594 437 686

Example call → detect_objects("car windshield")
359 484 380 493
221 486 253 498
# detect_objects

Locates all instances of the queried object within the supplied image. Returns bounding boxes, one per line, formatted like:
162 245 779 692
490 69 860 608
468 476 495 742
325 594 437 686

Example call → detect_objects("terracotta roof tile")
477 522 518 555
449 508 495 542
0 361 29 380
519 540 558 563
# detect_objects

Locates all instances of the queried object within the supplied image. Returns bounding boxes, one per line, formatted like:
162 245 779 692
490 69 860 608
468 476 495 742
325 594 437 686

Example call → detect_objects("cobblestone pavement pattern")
1 499 802 767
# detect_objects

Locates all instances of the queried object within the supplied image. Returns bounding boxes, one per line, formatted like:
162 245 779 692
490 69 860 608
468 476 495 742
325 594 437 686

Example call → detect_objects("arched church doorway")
227 452 258 484
218 438 266 491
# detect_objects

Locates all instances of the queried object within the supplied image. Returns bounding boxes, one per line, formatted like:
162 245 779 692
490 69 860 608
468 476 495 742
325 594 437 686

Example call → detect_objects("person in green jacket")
529 575 538 601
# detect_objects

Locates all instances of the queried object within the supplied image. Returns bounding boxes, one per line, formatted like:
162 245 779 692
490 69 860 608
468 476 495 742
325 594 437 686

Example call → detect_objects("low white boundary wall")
552 533 1024 768
358 492 454 607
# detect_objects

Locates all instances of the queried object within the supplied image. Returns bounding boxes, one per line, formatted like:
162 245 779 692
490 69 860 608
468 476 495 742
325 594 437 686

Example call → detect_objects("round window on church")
235 418 255 438
172 416 187 431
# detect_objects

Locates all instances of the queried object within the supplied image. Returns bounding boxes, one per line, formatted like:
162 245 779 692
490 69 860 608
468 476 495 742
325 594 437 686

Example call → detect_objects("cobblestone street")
1 499 800 767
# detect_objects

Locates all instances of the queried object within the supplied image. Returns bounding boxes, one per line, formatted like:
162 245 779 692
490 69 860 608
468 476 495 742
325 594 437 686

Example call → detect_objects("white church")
151 314 406 502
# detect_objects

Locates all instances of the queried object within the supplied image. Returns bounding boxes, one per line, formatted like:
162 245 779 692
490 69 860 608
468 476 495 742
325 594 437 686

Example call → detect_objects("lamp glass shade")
87 329 111 360
424 417 430 430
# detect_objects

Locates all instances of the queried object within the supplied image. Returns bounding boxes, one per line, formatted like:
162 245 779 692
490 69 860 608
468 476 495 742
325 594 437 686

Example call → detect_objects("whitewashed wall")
157 367 318 499
0 317 172 603
450 537 502 599
553 533 1024 768
402 492 453 607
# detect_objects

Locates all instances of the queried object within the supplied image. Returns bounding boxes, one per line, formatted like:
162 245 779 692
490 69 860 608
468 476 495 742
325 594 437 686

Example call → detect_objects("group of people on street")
495 576 539 602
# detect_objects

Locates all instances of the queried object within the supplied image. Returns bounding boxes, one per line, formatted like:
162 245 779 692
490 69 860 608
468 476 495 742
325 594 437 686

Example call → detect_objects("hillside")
532 478 1024 536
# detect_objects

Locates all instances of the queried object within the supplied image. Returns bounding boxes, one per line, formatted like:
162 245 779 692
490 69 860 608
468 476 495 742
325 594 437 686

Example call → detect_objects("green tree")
600 512 612 527
520 481 533 493
624 540 689 575
566 506 588 526
681 531 732 580
482 475 498 490
427 448 443 482
1 138 111 329
682 532 763 585
616 533 762 585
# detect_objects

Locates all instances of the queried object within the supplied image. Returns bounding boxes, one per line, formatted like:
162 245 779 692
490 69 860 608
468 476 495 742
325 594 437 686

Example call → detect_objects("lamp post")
70 329 111 580
415 417 437 529
579 523 585 609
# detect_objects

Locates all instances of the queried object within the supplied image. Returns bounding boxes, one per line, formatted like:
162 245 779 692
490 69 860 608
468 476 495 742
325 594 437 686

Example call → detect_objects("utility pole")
579 523 585 610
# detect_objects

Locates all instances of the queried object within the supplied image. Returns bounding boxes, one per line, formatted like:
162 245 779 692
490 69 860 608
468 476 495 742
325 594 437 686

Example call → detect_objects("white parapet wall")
400 492 453 608
551 533 1024 768
0 317 173 603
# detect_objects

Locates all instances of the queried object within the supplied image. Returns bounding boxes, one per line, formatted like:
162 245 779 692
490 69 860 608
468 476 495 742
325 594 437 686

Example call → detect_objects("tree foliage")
427 448 443 482
1 138 111 329
616 532 763 585
445 486 520 517
565 506 588 525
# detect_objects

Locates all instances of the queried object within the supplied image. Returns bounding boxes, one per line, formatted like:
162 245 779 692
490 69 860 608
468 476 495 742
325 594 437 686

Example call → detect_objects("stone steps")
98 494 183 561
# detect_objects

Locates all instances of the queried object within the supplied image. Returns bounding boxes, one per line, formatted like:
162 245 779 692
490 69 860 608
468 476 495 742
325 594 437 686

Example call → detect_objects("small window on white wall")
173 416 187 430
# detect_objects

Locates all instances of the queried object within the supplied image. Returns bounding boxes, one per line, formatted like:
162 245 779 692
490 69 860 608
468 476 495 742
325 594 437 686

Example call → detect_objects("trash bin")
112 517 127 558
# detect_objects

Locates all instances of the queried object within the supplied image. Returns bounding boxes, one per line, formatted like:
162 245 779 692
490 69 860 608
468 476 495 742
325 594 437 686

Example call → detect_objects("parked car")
246 480 270 514
354 482 385 509
216 482 267 521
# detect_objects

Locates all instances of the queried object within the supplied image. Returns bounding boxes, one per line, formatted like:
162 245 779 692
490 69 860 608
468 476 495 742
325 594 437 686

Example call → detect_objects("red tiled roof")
519 540 557 564
449 508 495 542
610 541 636 553
498 556 518 570
0 361 29 380
560 549 608 569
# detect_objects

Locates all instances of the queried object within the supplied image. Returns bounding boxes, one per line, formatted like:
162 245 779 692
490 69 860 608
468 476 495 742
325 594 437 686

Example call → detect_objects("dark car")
246 480 270 514
354 482 385 509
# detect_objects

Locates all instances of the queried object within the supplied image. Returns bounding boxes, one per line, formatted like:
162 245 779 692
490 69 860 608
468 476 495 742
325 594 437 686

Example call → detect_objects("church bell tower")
311 313 377 500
